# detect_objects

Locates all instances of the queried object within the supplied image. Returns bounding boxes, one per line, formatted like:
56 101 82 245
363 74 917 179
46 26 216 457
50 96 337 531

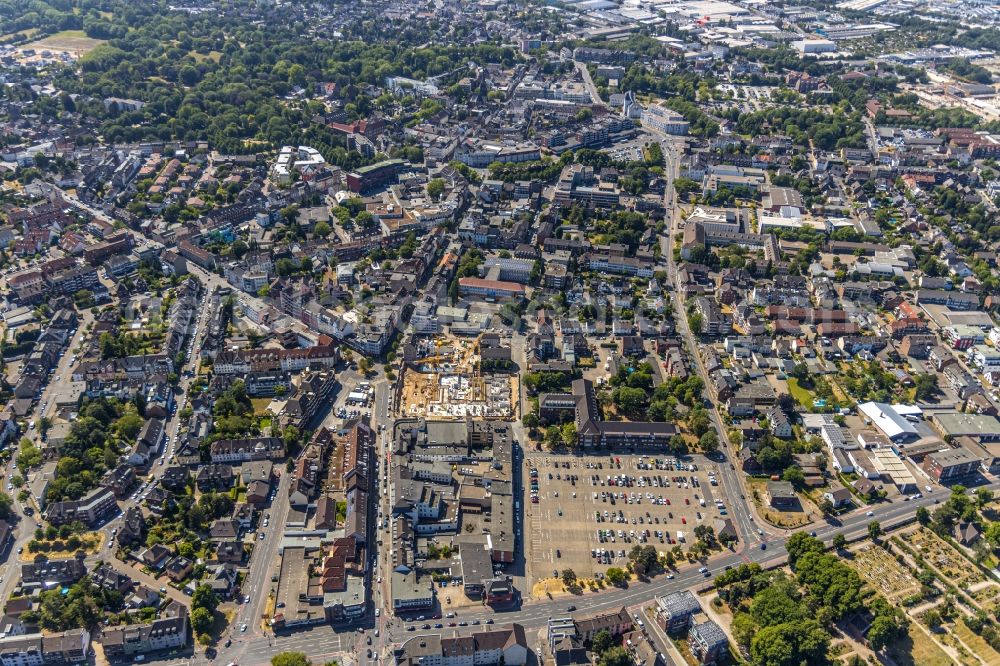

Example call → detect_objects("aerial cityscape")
2 0 1000 665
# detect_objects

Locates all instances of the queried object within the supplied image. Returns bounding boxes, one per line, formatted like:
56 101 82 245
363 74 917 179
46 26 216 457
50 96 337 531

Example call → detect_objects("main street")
654 132 770 549
213 469 293 666
377 483 975 645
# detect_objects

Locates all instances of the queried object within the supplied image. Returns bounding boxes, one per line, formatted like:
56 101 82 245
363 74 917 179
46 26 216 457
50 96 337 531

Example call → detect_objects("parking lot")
523 453 732 585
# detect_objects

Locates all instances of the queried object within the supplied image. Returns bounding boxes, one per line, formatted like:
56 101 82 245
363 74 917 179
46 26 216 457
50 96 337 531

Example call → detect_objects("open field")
523 453 730 586
25 30 105 56
190 50 223 63
786 378 815 408
0 28 39 43
887 623 954 666
952 621 1000 666
21 531 106 560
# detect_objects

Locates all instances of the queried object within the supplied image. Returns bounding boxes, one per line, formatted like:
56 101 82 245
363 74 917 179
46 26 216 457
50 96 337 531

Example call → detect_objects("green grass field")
786 378 814 407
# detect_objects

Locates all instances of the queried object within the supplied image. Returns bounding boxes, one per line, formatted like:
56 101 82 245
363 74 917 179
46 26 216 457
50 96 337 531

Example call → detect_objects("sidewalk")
638 603 686 666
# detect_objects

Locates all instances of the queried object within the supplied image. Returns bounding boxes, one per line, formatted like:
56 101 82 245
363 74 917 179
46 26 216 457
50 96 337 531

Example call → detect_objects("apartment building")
99 610 188 660
394 624 528 666
44 487 118 527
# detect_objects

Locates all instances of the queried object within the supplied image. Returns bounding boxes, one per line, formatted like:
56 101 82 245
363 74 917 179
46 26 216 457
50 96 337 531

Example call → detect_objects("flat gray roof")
933 412 1000 437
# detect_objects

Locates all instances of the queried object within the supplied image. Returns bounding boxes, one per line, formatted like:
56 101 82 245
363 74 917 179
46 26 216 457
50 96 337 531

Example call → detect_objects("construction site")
399 333 518 420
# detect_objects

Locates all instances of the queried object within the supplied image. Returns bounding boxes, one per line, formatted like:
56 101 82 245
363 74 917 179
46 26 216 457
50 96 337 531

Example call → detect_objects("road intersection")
11 182 951 666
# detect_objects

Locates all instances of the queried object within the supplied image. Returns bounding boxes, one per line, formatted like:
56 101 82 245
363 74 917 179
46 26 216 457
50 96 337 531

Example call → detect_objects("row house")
210 438 285 463
212 341 339 375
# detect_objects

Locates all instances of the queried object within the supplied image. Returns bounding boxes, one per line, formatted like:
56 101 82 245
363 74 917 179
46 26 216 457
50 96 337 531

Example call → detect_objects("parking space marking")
525 454 733 585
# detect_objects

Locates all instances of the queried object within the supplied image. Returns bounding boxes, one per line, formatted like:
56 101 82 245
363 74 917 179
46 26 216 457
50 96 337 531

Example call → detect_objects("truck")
676 531 685 543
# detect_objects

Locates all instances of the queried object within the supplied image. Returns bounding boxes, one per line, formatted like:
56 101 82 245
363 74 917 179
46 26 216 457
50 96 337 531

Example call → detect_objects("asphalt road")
574 60 603 106
34 153 977 666
214 470 293 666
653 134 768 549
381 484 976 646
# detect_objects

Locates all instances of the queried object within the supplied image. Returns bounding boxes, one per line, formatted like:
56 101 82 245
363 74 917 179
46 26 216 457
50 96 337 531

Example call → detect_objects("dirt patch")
26 30 105 56
21 531 105 561
531 577 568 599
887 623 956 666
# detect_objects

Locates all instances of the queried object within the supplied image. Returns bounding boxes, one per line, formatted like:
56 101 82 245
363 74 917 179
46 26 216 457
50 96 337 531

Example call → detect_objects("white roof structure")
870 448 918 490
894 404 923 417
858 402 918 441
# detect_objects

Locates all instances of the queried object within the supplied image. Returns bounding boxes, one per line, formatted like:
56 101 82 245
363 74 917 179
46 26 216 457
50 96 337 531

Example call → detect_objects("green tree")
913 373 938 401
868 614 904 651
750 620 830 666
832 533 847 550
191 585 219 614
0 492 12 519
426 178 445 201
114 413 145 440
604 567 627 586
868 520 882 541
314 221 331 238
561 422 577 448
191 606 213 635
544 426 562 450
628 544 659 575
612 386 647 416
699 430 719 454
985 521 1000 547
16 438 42 474
687 311 704 334
786 532 824 569
668 434 689 455
597 647 632 666
687 409 710 437
560 569 577 586
782 466 805 489
179 65 200 86
272 653 311 666
592 629 615 654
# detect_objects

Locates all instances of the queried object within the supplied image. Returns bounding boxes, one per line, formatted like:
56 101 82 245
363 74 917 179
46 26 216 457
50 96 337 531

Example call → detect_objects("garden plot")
849 543 921 603
901 527 986 589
